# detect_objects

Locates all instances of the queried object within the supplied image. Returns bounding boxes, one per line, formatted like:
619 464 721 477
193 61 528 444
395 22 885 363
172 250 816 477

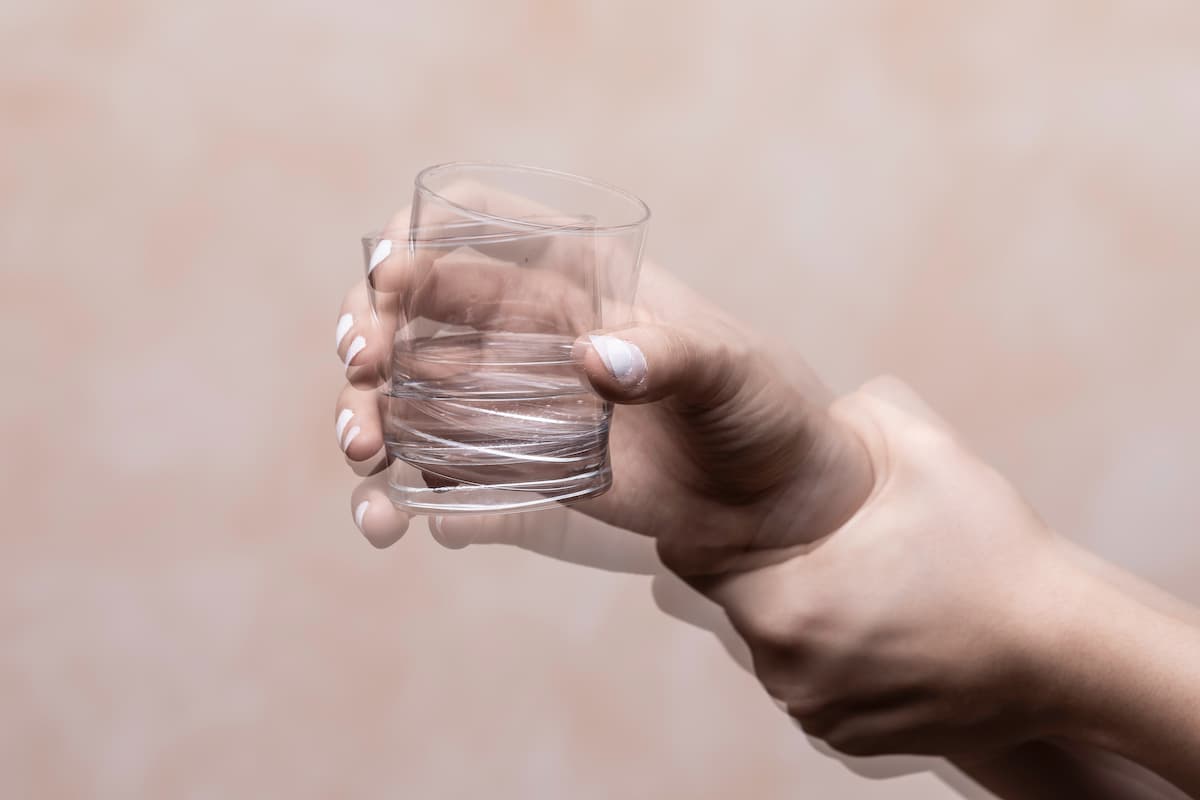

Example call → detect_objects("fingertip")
345 337 391 389
367 239 392 276
343 335 367 368
366 528 406 549
352 494 409 549
365 238 417 292
573 332 649 402
335 387 387 473
342 426 382 464
428 516 474 550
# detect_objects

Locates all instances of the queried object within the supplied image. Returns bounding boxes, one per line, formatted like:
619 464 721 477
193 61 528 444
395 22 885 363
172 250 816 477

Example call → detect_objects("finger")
575 323 877 549
803 703 941 758
789 686 930 737
367 183 577 294
365 186 613 372
696 557 822 644
350 472 410 549
373 223 583 292
428 510 659 574
572 322 752 408
429 509 569 551
334 382 385 464
336 279 397 388
364 231 423 293
402 248 594 335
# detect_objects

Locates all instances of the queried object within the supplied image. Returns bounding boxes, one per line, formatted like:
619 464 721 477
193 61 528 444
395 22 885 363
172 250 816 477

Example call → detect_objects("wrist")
1013 539 1114 740
1042 570 1145 748
1038 559 1200 761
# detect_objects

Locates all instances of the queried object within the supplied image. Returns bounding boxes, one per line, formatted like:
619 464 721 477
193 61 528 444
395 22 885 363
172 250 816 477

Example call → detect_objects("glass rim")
412 161 651 233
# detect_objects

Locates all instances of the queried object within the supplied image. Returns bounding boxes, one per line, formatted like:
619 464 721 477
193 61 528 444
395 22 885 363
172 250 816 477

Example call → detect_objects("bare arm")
953 740 1193 800
953 542 1200 800
1056 579 1200 796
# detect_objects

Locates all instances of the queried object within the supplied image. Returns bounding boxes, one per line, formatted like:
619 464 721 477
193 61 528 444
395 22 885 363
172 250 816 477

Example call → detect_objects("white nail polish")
588 335 646 384
336 313 354 349
336 408 354 444
342 425 361 451
344 335 366 368
368 240 392 273
354 500 369 530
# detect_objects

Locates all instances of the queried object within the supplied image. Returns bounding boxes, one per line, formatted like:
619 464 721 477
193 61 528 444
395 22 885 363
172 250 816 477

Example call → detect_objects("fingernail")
336 313 354 349
354 500 370 531
336 408 354 444
342 426 361 452
368 240 392 274
344 335 366 368
588 335 646 385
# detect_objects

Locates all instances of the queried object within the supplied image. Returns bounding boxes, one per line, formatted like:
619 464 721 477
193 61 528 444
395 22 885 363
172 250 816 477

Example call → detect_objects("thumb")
574 323 748 406
577 322 879 558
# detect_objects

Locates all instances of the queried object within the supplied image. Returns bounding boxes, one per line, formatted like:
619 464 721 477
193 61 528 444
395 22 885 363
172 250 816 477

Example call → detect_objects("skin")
334 212 1200 798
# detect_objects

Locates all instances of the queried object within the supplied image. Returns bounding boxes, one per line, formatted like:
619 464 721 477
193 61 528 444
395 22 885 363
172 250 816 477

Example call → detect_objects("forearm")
950 742 1193 800
950 542 1200 800
1055 583 1200 797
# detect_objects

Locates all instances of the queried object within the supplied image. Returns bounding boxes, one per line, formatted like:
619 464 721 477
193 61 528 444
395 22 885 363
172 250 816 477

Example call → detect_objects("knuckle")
901 422 960 458
823 729 882 758
739 603 814 652
750 652 803 701
740 609 790 648
441 179 492 211
785 692 836 724
384 208 410 232
757 678 789 702
653 539 697 576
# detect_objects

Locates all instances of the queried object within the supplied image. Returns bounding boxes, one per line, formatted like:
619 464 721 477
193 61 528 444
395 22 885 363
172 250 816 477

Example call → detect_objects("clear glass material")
363 163 649 515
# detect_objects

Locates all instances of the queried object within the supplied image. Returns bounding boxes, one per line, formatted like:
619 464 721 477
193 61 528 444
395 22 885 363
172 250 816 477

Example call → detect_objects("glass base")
387 463 612 516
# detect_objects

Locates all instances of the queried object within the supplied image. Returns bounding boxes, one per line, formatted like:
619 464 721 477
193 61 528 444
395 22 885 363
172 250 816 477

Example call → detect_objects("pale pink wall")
3 1 1199 798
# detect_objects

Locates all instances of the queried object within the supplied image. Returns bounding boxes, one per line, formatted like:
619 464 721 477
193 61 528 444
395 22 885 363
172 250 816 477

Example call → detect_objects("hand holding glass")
363 163 649 515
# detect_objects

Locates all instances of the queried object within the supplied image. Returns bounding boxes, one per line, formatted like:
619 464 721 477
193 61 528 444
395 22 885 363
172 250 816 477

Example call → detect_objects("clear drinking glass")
363 163 649 515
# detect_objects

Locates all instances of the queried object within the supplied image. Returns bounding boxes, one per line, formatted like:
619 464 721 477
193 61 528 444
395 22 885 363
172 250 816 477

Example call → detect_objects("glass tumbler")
363 163 649 515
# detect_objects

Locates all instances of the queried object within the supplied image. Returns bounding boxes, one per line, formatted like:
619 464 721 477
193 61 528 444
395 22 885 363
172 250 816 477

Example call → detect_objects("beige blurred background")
4 1 1200 797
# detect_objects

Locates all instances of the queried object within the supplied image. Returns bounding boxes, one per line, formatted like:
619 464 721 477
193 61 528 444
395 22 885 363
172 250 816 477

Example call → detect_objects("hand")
331 209 1125 768
334 209 875 575
700 376 1095 758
